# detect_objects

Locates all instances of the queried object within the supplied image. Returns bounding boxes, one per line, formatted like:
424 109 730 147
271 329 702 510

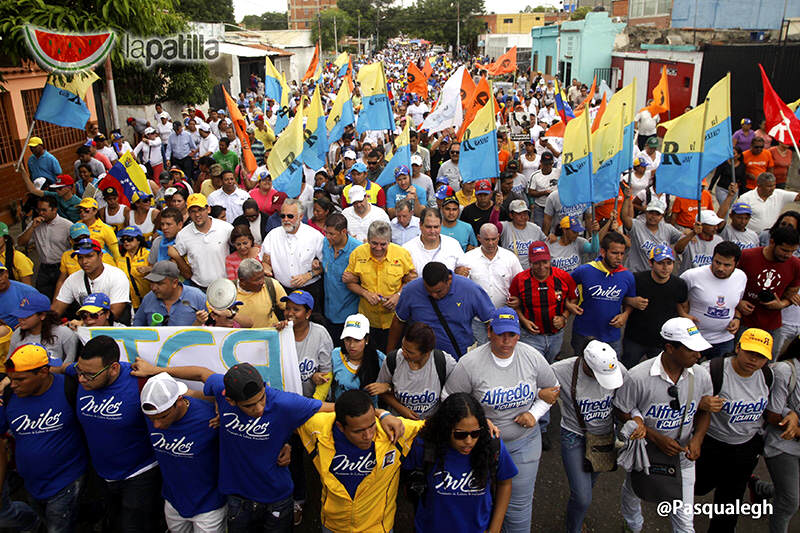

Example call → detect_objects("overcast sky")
232 0 562 23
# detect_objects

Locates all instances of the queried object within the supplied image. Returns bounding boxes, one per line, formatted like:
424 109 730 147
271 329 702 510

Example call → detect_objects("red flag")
406 62 428 98
487 47 517 76
759 63 800 144
422 58 433 79
222 86 257 174
302 44 320 82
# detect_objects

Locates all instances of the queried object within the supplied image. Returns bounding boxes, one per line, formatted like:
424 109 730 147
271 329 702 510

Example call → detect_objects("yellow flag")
118 151 152 199
268 100 304 178
327 81 351 131
704 72 730 132
356 62 388 97
307 85 324 127
789 97 800 113
660 103 705 150
333 51 349 69
591 116 623 173
600 80 635 129
264 56 283 102
463 91 497 141
563 105 592 163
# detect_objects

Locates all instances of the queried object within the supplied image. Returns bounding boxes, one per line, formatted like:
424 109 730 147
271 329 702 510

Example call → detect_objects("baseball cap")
71 238 102 256
118 226 142 239
509 199 529 213
559 215 585 232
69 222 90 240
28 137 43 147
198 123 211 133
541 151 554 162
11 292 51 319
741 118 752 125
646 137 659 148
660 317 712 352
490 307 520 335
187 193 208 209
436 175 449 185
280 290 315 309
435 185 455 200
738 328 773 360
442 196 459 206
245 124 255 134
145 260 180 282
394 165 410 178
144 127 156 135
583 340 624 390
348 185 367 203
475 180 492 195
78 197 99 210
102 186 118 198
528 241 551 263
649 244 675 262
645 198 667 214
163 187 178 198
140 373 189 415
78 293 111 313
6 344 49 372
632 157 648 168
410 154 423 166
341 313 370 340
352 161 368 173
223 363 264 402
700 209 723 226
343 150 357 160
33 177 47 190
730 202 752 215
111 131 123 140
51 174 75 188
217 109 226 115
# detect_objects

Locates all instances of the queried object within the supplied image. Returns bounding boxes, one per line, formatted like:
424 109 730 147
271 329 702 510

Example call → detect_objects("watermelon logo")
24 25 115 73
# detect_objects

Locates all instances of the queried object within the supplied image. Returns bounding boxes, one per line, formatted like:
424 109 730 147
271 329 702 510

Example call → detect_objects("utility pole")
376 5 380 55
456 1 460 58
333 16 338 54
358 14 361 55
104 56 119 130
317 13 322 50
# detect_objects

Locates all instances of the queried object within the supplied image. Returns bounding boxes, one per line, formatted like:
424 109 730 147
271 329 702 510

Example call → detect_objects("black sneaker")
541 431 552 451
747 475 774 502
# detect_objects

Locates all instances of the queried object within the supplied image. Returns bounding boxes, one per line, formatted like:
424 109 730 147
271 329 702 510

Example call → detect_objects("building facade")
530 24 560 76
558 11 625 84
288 0 337 30
478 13 545 35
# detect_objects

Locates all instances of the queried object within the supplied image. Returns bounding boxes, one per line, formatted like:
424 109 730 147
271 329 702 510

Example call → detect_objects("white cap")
348 185 366 202
509 199 529 213
343 150 357 160
198 123 211 133
410 154 423 166
33 177 47 190
341 313 370 340
645 198 667 214
143 127 156 135
660 317 712 352
699 209 723 226
164 187 178 197
583 340 623 390
140 373 188 415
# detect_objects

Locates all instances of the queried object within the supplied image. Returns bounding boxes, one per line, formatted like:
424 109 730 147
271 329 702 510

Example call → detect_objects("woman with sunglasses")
116 226 150 310
404 393 516 533
328 313 386 407
67 292 124 330
127 195 160 242
8 291 79 365
225 226 259 281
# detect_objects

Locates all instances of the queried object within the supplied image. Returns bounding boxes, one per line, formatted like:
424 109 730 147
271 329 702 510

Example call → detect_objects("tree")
532 5 555 11
337 0 401 50
311 9 355 51
241 11 288 30
175 0 234 24
398 0 485 50
571 6 592 20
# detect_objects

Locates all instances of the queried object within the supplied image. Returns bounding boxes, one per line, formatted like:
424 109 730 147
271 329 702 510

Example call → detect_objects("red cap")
475 179 493 194
528 241 551 263
51 174 75 188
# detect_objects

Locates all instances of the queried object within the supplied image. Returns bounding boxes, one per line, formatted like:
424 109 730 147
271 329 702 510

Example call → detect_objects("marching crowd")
2 40 800 533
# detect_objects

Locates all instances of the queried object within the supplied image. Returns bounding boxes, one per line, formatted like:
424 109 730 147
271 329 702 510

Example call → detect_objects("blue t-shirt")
386 184 427 210
571 262 636 342
322 236 362 324
0 282 43 329
441 221 478 252
0 374 88 499
146 397 225 518
65 362 156 481
330 425 376 499
404 438 517 533
395 275 495 358
133 285 207 326
203 373 321 503
331 348 386 407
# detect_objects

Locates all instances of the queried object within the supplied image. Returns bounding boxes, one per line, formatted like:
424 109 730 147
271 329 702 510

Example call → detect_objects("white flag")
420 66 465 134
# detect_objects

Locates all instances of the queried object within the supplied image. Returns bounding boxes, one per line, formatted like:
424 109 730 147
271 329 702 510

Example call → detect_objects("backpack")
710 355 773 396
386 349 447 390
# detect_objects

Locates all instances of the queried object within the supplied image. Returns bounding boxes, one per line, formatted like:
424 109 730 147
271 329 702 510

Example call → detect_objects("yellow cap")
6 344 49 372
78 197 99 209
28 137 43 147
739 328 773 360
186 193 208 209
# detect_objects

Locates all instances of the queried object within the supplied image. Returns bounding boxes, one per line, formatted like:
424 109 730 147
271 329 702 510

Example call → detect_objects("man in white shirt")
634 103 660 150
737 172 800 233
407 99 429 127
410 132 431 174
207 170 250 223
403 207 464 273
196 123 219 158
436 144 462 192
260 198 325 311
390 201 420 245
342 185 390 241
169 193 233 290
410 154 435 207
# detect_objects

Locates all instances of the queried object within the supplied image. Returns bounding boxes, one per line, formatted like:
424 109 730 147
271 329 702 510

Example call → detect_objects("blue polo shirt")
395 274 495 358
28 150 62 183
441 221 478 252
0 282 43 329
386 184 427 210
322 236 361 324
43 191 81 222
571 260 636 343
133 285 206 326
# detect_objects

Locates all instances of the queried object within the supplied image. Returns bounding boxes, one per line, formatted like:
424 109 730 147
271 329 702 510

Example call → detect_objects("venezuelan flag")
117 152 153 200
655 103 706 201
554 79 575 124
34 71 99 130
268 100 305 199
557 107 593 207
376 119 411 187
264 57 283 103
698 73 733 179
301 84 328 170
327 81 355 145
356 62 393 133
458 89 500 183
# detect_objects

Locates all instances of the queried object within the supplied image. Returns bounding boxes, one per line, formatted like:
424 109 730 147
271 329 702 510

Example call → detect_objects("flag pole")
779 111 800 162
612 103 627 216
14 120 36 172
697 97 711 223
585 96 595 226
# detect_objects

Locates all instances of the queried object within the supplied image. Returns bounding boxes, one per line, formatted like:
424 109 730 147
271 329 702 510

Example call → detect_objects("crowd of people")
2 39 800 533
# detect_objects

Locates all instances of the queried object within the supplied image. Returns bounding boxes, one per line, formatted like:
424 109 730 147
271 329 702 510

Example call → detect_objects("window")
630 0 670 18
503 18 514 24
532 52 538 72
21 89 85 153
0 93 15 165
545 56 552 76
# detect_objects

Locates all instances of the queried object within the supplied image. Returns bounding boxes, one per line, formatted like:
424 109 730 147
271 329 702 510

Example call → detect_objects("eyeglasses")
449 151 459 155
120 237 134 243
452 429 482 440
667 385 681 411
279 213 295 219
367 161 378 165
74 362 112 381
78 311 104 320
244 214 259 221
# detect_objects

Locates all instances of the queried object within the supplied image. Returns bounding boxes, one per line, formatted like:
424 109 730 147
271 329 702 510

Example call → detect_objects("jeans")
31 475 84 533
503 428 542 533
701 338 735 360
35 263 61 301
0 481 39 531
571 332 622 360
714 185 735 207
472 318 488 346
773 322 800 357
289 433 306 503
560 429 599 533
765 452 800 533
173 155 194 182
519 329 564 432
227 494 293 533
104 466 163 533
620 337 660 369
532 205 545 228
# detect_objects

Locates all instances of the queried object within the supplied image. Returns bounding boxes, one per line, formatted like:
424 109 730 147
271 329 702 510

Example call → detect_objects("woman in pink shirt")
770 142 793 189
248 169 280 214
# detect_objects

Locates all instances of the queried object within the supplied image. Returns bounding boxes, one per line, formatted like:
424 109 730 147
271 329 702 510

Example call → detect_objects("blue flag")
656 105 706 200
698 74 734 180
376 121 411 187
458 95 499 183
34 71 99 130
558 110 593 207
356 63 394 133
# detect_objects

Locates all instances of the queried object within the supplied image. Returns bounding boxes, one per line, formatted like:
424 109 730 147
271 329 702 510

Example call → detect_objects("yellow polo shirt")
254 126 276 150
117 247 151 309
0 249 34 280
345 243 414 329
88 219 121 262
236 278 287 328
60 249 117 275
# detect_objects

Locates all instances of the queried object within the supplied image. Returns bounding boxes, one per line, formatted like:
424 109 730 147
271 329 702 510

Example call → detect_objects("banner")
77 326 302 393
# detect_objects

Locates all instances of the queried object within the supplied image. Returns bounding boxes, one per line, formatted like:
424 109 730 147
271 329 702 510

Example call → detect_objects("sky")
232 0 561 24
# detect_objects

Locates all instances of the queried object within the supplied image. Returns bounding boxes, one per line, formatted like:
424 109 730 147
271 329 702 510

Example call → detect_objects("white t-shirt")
680 265 747 344
259 224 324 288
529 167 562 208
342 205 390 242
173 218 234 287
56 264 131 306
738 188 798 234
403 235 464 273
207 187 251 223
460 247 523 307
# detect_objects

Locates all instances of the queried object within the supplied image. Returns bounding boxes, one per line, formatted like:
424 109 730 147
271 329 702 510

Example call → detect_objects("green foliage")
113 62 214 105
175 0 234 24
530 5 556 12
241 12 288 30
337 0 401 50
311 9 356 51
571 6 592 20
400 0 486 50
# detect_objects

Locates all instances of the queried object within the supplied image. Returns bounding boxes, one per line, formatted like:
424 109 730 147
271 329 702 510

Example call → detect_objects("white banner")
420 65 465 134
76 326 301 393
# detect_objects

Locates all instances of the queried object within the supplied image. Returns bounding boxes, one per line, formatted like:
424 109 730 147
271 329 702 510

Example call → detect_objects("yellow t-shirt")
345 243 414 329
455 189 476 207
254 126 276 150
236 278 287 328
0 249 34 280
200 179 218 198
88 219 121 262
60 249 117 275
116 247 151 309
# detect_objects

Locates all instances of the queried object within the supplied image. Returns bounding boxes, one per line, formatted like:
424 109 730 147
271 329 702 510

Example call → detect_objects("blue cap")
280 289 315 309
435 185 454 200
731 202 752 215
118 226 143 239
11 292 51 319
71 238 102 256
79 293 111 313
436 175 449 185
490 307 520 335
70 222 90 240
394 165 410 178
650 244 675 263
352 161 368 173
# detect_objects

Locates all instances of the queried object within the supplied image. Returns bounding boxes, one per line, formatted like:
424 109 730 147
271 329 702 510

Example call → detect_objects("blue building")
557 12 625 85
671 0 800 30
530 25 559 76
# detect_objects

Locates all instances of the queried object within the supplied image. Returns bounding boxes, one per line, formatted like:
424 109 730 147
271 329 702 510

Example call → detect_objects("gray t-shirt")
549 237 589 273
680 235 723 274
613 355 713 446
626 218 683 273
444 342 557 443
377 349 457 419
500 222 546 270
720 225 759 251
552 357 629 436
701 357 769 445
544 190 587 220
764 360 800 458
9 325 79 365
295 322 333 398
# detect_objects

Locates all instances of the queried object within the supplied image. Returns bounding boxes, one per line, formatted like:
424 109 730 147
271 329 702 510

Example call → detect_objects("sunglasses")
279 213 295 219
73 362 112 381
452 429 482 440
79 208 94 213
449 151 459 155
667 385 681 411
120 237 135 243
244 213 259 221
78 311 105 320
367 161 378 165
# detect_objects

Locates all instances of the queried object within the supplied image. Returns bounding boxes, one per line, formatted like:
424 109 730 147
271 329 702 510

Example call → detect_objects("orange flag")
576 76 596 112
644 65 670 116
422 57 433 78
591 93 607 133
460 69 476 108
302 44 320 82
487 47 517 76
344 60 354 93
457 76 498 140
222 86 256 174
406 62 428 98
